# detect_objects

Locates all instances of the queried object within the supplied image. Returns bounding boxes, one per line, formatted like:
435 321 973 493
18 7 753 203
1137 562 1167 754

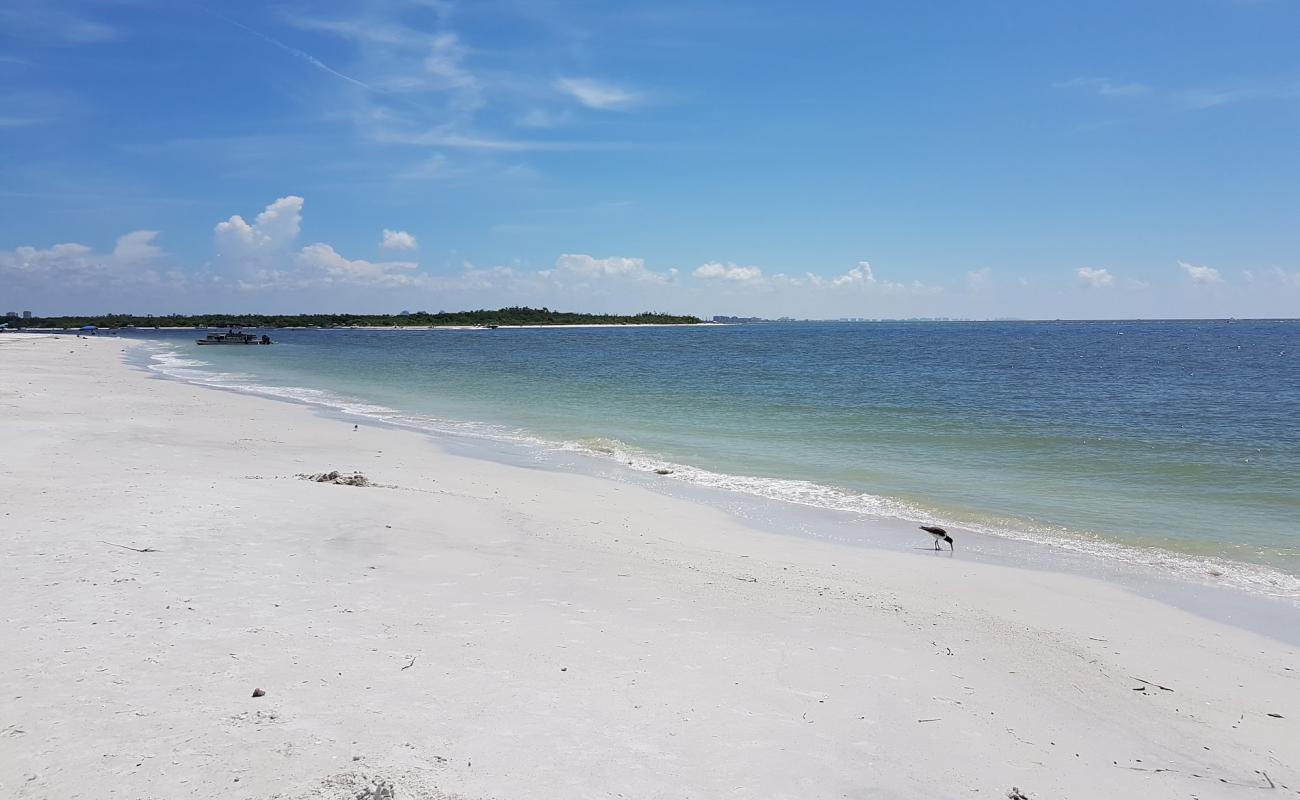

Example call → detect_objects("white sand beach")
1 333 1296 799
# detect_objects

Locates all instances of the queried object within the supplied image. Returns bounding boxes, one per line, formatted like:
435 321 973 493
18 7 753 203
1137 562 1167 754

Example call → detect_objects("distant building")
22 310 32 319
4 312 18 319
712 315 766 324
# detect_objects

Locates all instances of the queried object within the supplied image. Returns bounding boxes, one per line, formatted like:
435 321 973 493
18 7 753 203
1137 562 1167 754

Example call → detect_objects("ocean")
130 320 1300 602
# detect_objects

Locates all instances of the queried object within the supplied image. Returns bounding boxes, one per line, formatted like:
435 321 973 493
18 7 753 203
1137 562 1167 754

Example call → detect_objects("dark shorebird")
920 525 954 552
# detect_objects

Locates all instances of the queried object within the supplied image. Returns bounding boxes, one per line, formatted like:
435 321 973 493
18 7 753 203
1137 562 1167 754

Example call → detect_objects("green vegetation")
13 307 703 329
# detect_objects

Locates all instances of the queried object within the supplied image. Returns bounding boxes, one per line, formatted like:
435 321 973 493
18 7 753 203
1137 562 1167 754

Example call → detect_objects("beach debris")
298 470 371 487
654 468 674 475
401 656 417 671
355 778 395 800
734 575 758 583
1131 676 1173 692
1266 712 1284 718
917 718 941 723
1006 788 1030 800
560 666 568 672
101 541 160 553
251 688 266 698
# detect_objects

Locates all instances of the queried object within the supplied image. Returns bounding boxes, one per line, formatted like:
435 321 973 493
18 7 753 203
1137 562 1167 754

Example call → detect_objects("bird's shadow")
909 547 955 555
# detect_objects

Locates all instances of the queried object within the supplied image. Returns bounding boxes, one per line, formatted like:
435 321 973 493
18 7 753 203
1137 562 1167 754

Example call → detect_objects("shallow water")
123 320 1300 600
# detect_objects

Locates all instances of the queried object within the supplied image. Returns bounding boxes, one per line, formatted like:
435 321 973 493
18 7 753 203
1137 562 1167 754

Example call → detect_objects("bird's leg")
933 541 940 550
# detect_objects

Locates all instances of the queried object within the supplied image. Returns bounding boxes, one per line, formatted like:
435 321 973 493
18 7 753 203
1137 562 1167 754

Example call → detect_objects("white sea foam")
142 343 1300 604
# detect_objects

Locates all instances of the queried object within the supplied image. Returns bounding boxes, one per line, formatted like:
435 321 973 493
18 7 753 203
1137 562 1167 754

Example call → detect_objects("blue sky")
1 0 1298 318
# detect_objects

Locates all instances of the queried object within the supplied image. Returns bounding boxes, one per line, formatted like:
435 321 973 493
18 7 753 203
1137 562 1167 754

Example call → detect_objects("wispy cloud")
0 3 118 44
0 116 48 128
375 127 638 152
1170 82 1300 110
555 77 644 110
1053 77 1151 99
204 10 376 91
1056 75 1300 112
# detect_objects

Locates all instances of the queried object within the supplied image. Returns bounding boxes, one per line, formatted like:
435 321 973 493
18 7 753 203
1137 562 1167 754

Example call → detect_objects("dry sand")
1 333 1296 799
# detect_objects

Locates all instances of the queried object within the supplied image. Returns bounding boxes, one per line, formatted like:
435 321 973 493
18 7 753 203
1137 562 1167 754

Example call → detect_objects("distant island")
8 307 704 329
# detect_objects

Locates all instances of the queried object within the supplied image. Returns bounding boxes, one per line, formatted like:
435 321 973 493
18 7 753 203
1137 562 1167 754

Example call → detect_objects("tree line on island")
12 307 704 329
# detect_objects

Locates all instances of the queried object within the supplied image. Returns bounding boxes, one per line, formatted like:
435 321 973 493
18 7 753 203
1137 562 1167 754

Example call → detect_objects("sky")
1 0 1298 319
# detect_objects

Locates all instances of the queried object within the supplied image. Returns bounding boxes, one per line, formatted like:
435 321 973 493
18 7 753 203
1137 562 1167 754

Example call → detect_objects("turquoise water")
133 321 1300 597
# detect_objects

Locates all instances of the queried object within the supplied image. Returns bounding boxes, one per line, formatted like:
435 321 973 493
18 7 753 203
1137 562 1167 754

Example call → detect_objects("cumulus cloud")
1076 267 1115 288
215 196 432 291
827 262 878 288
693 262 763 282
555 77 642 111
0 236 181 290
381 229 418 250
0 242 96 280
1179 260 1222 285
214 196 304 261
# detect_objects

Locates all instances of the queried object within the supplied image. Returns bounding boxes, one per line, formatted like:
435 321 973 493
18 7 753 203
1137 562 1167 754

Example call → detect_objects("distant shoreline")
3 322 726 332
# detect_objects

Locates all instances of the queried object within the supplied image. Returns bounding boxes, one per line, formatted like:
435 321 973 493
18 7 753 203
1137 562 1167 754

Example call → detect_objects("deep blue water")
129 320 1300 594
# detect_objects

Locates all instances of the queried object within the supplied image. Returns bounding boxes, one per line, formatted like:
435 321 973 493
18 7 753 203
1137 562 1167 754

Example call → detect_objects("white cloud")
0 242 95 280
553 254 671 283
0 237 181 290
112 230 162 263
1076 267 1115 288
296 243 423 287
830 262 878 288
1179 260 1223 285
381 229 418 250
555 77 642 111
213 196 434 290
693 262 763 282
214 196 304 261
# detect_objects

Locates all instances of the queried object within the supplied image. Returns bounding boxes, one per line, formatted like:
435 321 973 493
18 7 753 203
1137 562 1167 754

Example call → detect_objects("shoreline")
133 333 1300 632
3 333 1297 798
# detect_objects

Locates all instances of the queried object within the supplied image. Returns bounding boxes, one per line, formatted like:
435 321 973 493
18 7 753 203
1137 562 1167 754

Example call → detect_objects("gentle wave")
144 345 1300 604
